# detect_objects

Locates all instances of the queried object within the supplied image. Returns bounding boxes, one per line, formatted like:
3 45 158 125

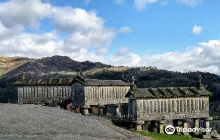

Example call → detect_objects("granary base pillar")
182 119 189 135
115 104 121 118
193 118 200 135
135 121 144 131
158 120 165 134
193 118 200 128
143 121 148 132
203 117 213 139
82 105 90 116
104 105 108 115
98 105 105 115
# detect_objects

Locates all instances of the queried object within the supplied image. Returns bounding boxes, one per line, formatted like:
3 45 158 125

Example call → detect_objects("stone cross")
198 74 202 84
76 68 83 78
19 73 25 81
197 74 204 88
131 76 135 84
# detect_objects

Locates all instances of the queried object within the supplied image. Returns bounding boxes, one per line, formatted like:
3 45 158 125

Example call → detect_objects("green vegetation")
132 130 197 140
84 66 156 76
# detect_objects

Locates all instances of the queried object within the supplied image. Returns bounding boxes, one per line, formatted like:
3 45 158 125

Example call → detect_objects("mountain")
2 55 111 79
0 55 220 115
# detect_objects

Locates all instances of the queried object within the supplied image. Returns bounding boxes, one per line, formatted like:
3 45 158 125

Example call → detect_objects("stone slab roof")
14 78 74 86
14 77 132 86
83 79 131 86
126 87 212 99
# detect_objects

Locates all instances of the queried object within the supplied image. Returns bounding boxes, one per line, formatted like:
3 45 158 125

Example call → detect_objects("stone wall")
84 86 130 106
18 86 71 104
133 97 209 121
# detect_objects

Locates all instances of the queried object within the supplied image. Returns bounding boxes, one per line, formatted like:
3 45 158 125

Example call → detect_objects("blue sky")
51 0 220 53
0 0 220 74
50 0 220 60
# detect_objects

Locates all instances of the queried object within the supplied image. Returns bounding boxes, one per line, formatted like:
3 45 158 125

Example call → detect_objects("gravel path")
0 104 147 140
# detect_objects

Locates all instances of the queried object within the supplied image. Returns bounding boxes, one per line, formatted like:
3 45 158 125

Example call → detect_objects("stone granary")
14 74 72 106
71 73 132 116
126 78 212 138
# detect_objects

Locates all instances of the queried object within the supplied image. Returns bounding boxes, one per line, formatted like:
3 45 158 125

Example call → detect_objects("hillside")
0 55 220 115
2 55 111 79
0 104 146 140
0 56 33 78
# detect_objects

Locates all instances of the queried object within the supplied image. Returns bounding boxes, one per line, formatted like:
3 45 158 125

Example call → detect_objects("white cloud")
177 0 202 7
51 7 115 49
117 26 130 33
116 47 130 55
0 0 51 29
51 8 104 33
0 21 23 39
0 0 117 62
109 40 220 74
114 0 124 5
0 31 105 62
192 25 202 35
134 0 158 10
0 32 60 57
109 47 141 66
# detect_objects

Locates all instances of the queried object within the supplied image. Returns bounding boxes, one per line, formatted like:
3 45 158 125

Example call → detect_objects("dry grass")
0 55 33 77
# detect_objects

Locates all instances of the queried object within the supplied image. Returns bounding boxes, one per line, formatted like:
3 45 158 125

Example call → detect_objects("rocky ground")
0 104 146 140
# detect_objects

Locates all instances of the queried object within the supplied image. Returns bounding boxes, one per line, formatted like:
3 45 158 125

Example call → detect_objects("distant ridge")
1 55 111 79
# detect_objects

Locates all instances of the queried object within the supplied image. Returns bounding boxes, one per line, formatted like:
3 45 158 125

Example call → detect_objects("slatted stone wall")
135 97 209 121
18 86 71 104
84 86 130 106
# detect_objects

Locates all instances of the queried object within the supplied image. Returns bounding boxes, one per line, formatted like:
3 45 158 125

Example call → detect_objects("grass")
132 130 197 140
84 66 156 76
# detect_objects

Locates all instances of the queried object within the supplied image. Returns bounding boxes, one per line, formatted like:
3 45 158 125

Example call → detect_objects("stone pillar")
98 105 105 115
135 121 144 131
104 105 108 115
193 118 200 128
203 117 213 139
182 119 189 135
82 105 90 116
193 118 200 135
143 121 148 132
158 120 165 134
115 104 121 118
